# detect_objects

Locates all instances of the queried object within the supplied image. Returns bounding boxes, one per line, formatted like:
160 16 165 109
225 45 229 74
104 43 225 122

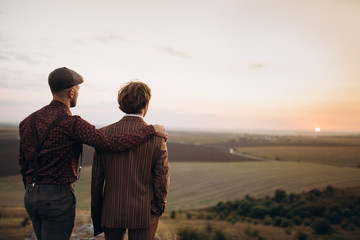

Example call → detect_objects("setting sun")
315 127 321 132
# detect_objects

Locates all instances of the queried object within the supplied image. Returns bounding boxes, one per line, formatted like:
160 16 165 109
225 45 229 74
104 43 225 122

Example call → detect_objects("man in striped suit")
91 81 169 240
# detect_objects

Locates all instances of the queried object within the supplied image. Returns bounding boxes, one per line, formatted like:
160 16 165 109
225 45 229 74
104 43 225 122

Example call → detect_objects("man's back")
91 116 169 230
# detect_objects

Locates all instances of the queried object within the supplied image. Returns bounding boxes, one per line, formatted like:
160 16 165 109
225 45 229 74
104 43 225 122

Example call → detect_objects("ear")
69 89 75 99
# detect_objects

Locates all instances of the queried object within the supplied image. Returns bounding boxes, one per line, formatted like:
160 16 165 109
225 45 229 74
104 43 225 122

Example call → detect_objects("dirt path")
229 148 274 161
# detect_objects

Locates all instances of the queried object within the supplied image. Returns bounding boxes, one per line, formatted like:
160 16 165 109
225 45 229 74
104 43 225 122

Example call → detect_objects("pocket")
41 189 76 221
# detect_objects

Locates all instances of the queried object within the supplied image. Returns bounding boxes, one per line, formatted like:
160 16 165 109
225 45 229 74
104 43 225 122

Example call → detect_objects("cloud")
0 69 44 89
250 63 269 69
160 47 192 59
0 49 14 61
93 34 127 44
14 54 38 64
0 53 9 60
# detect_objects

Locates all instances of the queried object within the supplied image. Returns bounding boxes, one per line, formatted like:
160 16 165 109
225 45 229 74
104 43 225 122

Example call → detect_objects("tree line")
211 186 360 235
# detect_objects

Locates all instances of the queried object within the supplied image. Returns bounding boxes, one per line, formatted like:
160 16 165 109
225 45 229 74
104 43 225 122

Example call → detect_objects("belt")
26 183 72 191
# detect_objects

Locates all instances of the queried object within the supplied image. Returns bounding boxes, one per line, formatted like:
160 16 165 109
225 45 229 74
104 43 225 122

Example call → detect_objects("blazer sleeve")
151 138 170 216
91 150 105 236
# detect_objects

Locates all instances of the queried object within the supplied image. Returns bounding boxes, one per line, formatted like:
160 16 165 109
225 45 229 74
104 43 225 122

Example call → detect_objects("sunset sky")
1 0 359 133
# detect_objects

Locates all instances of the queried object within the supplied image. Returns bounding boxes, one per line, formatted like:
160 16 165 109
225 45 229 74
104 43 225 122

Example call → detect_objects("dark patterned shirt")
19 100 155 185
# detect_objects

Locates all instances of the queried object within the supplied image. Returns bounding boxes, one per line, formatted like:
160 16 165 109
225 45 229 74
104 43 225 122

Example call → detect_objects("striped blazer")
91 116 169 235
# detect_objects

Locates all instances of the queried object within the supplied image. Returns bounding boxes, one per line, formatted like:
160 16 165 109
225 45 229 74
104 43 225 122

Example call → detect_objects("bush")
244 225 259 237
311 218 332 235
288 193 298 203
264 215 272 225
244 225 266 239
269 202 286 217
213 229 228 240
280 219 292 228
273 216 283 226
325 211 343 224
249 205 268 219
340 219 349 230
274 189 286 202
177 227 207 240
178 226 230 240
293 215 302 226
350 216 360 227
308 189 322 198
186 212 192 219
237 199 254 216
295 231 308 240
226 216 237 224
324 185 335 194
348 223 356 231
170 210 177 219
303 218 312 226
206 214 214 220
206 223 213 233
343 208 352 218
21 216 30 227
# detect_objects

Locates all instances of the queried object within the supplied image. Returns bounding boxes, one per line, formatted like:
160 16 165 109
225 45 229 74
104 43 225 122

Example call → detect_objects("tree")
311 218 332 234
274 189 286 202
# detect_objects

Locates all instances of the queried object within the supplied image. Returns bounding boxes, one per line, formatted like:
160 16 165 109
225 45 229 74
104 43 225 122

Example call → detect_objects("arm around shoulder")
153 124 168 141
73 116 157 151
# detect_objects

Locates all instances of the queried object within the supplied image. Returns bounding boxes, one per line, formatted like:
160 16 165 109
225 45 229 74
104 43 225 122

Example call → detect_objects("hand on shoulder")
153 124 168 141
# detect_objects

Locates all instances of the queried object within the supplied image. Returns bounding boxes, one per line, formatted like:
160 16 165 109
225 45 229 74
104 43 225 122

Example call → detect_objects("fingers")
153 124 168 141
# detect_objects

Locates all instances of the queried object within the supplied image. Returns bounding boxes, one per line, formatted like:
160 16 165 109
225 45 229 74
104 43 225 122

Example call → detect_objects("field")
234 146 360 167
1 128 360 239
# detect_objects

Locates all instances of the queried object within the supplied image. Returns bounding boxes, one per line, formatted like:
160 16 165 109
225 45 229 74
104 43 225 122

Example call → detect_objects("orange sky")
0 0 359 133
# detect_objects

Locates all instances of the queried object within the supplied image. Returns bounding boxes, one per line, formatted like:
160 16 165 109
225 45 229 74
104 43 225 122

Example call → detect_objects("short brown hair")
118 81 151 114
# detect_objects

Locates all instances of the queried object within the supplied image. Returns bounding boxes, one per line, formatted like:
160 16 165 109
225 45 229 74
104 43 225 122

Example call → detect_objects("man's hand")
153 124 168 141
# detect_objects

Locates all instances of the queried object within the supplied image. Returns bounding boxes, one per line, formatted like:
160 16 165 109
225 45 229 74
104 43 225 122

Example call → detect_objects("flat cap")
48 67 84 92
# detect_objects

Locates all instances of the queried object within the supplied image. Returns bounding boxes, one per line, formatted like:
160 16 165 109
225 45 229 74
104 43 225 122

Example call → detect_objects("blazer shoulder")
99 121 119 132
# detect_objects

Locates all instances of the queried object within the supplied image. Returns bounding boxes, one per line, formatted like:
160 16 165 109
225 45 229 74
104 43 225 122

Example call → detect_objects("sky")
0 0 359 133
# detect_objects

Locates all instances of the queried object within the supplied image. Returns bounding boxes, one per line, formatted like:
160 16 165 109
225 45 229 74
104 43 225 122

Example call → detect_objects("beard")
70 99 76 108
70 92 78 108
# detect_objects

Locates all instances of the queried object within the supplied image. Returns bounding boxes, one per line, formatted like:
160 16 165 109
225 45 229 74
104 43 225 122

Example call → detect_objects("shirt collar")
124 114 144 119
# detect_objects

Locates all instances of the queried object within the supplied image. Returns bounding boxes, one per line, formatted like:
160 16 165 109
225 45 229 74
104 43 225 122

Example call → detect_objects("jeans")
24 184 76 240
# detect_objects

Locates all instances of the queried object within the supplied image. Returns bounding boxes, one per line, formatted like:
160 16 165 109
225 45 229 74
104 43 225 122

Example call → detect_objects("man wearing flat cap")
19 67 167 240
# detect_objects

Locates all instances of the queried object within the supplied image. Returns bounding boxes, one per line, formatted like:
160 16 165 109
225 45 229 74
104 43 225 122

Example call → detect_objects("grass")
2 131 360 239
166 161 360 211
2 161 360 211
1 161 360 239
234 146 360 167
160 211 360 240
0 207 33 240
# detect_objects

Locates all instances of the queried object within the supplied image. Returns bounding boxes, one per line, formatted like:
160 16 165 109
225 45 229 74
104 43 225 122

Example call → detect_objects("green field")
2 131 360 239
2 161 360 211
234 146 360 168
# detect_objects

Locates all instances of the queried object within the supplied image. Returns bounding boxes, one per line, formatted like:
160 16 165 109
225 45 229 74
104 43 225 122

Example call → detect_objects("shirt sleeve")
151 138 170 216
72 117 155 151
91 151 104 236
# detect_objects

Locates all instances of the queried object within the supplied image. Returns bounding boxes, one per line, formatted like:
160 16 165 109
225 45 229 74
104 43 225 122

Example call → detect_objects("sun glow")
315 127 321 132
